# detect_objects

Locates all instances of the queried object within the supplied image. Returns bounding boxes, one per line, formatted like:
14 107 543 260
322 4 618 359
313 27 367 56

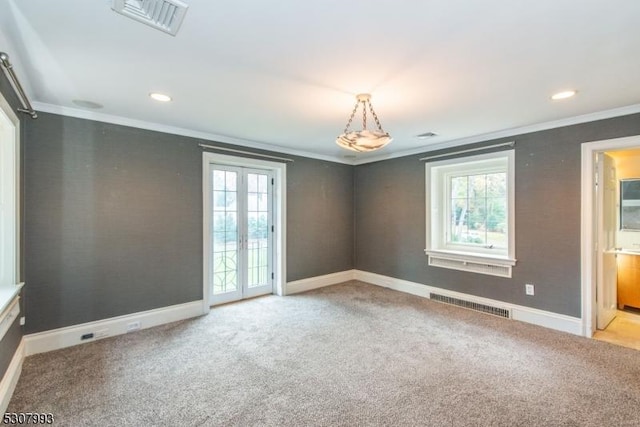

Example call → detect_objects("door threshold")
210 293 274 308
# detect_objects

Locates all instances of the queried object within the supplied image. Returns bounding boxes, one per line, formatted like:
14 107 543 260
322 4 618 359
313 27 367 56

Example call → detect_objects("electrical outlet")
525 284 535 296
127 321 141 332
19 316 25 326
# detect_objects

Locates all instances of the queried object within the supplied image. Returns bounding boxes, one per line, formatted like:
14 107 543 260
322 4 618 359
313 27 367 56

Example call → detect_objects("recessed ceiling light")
551 90 577 100
150 92 172 102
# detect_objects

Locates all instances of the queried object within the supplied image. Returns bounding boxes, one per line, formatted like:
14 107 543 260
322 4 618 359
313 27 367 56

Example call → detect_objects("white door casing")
202 153 287 312
208 166 274 305
581 135 640 337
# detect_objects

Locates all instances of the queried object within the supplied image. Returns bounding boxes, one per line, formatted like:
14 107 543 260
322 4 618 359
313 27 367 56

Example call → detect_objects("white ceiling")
2 0 640 164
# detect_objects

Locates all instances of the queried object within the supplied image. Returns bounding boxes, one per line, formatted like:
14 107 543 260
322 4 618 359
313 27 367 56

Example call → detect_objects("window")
0 92 22 326
425 150 516 277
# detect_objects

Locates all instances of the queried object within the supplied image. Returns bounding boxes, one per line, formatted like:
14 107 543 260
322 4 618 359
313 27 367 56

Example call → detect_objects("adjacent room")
1 1 640 425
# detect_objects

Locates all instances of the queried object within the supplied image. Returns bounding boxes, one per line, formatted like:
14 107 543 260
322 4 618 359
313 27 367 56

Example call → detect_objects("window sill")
0 283 23 341
424 250 516 277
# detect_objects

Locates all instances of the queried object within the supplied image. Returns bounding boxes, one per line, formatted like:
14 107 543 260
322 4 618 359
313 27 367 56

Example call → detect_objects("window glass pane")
466 197 485 245
225 192 237 210
451 176 468 198
450 198 468 243
469 174 486 198
225 212 237 232
257 212 268 238
248 193 258 212
486 197 507 248
213 231 226 249
213 170 226 190
248 174 258 192
248 212 259 239
447 171 508 248
213 213 226 232
258 193 268 212
258 175 268 193
487 173 506 197
225 171 237 191
213 191 227 211
225 231 237 243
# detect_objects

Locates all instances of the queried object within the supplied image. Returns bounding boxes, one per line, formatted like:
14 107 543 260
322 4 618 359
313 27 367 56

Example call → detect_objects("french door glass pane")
247 173 269 288
212 170 239 295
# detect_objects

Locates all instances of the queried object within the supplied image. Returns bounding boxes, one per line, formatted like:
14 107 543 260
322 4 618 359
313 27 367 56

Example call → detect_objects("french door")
209 165 274 305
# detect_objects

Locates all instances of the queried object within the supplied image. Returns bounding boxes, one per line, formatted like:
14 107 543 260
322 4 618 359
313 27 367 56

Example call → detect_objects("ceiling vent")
416 132 438 139
112 0 189 36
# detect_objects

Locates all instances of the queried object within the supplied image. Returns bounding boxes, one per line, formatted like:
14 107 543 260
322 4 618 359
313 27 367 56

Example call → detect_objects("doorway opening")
582 135 640 350
203 152 286 310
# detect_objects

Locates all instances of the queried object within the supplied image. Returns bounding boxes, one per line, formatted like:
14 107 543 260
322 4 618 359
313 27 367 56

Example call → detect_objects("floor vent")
112 0 189 36
429 293 511 319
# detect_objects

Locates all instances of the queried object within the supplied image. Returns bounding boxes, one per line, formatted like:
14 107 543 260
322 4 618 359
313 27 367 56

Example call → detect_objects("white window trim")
425 150 516 277
0 90 23 333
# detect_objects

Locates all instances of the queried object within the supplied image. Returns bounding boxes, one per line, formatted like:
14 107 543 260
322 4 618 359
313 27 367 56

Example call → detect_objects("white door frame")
581 134 640 337
202 152 287 314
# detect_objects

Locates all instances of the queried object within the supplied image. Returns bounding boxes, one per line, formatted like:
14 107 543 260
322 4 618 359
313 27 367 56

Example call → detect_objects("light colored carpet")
8 281 640 426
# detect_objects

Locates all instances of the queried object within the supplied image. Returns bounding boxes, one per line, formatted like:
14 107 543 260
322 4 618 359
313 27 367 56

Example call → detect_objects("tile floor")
593 310 640 350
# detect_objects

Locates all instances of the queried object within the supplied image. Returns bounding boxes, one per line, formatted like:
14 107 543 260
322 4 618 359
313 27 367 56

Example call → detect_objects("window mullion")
484 174 488 247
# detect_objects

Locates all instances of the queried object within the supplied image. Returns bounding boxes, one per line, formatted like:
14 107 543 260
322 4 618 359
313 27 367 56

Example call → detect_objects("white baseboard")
509 306 582 335
24 300 205 356
354 270 583 336
286 270 356 295
356 270 432 299
0 338 25 414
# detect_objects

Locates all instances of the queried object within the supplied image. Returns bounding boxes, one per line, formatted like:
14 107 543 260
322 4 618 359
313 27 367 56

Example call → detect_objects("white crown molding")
353 103 640 165
31 102 353 165
31 101 640 167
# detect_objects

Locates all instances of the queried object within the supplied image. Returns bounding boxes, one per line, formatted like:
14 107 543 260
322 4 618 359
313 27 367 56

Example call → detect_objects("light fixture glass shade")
336 93 391 153
336 130 392 152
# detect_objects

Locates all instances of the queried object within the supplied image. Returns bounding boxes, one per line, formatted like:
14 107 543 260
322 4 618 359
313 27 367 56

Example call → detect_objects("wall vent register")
430 293 511 319
428 255 512 278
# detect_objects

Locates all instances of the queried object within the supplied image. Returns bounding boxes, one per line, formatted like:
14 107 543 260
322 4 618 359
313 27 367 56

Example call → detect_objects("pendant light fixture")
336 93 392 152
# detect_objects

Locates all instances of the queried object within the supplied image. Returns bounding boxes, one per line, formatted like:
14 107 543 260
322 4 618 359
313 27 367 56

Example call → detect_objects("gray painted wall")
355 113 640 318
13 86 640 335
23 114 203 333
23 113 354 333
0 69 24 380
287 157 354 281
